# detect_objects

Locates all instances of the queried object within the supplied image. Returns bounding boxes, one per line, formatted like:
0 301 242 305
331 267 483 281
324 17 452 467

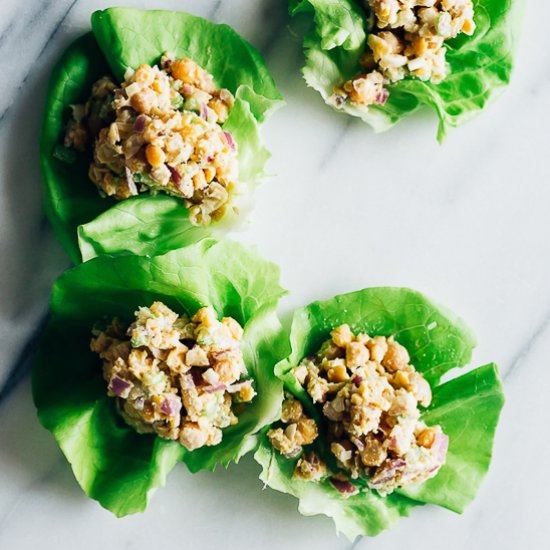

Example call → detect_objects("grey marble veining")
0 0 549 548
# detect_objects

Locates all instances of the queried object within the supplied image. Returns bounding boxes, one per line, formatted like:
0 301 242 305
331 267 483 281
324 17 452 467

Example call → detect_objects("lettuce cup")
32 239 288 516
289 0 523 140
41 8 283 263
255 287 504 540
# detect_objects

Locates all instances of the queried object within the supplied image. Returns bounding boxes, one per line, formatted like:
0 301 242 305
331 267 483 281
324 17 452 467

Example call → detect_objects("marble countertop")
0 0 549 548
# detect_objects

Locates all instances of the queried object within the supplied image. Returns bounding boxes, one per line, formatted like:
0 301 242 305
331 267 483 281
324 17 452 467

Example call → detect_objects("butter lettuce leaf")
41 9 283 263
77 195 206 262
33 239 288 515
289 0 366 51
91 8 283 122
398 362 504 512
291 0 523 140
255 287 504 540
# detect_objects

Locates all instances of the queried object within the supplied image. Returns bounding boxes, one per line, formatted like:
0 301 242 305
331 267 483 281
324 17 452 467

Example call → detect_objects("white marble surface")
0 0 549 548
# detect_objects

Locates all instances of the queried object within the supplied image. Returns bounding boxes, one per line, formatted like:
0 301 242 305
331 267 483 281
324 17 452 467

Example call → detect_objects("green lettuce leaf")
254 287 504 540
33 239 288 515
291 0 523 140
290 0 367 51
91 8 283 122
77 195 207 262
41 9 283 263
398 362 504 512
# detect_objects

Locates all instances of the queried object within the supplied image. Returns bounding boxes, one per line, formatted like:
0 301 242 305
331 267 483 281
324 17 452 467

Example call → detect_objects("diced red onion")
109 375 133 398
352 375 363 387
160 395 182 417
389 458 406 469
330 477 359 496
375 89 389 105
200 102 208 121
286 446 303 459
133 114 147 132
223 131 236 151
167 165 182 185
351 436 364 452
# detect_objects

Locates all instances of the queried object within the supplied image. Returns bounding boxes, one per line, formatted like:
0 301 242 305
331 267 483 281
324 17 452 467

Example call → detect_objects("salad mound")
333 0 476 110
255 287 505 540
268 326 448 497
32 239 287 516
289 0 522 139
93 302 255 451
41 8 283 263
65 55 239 226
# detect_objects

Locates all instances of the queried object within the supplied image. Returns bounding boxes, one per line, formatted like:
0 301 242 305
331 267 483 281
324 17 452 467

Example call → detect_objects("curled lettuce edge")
77 195 209 262
32 238 288 515
40 8 284 263
254 286 505 540
289 0 524 140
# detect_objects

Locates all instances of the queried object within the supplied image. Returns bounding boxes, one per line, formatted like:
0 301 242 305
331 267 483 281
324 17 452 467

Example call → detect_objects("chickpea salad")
65 55 238 226
92 302 255 451
41 7 283 263
289 0 522 139
268 326 448 496
255 287 505 540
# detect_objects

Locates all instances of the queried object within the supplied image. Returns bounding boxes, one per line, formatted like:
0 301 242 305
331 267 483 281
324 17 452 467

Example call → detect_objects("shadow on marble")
0 380 85 513
0 376 349 549
0 39 70 324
